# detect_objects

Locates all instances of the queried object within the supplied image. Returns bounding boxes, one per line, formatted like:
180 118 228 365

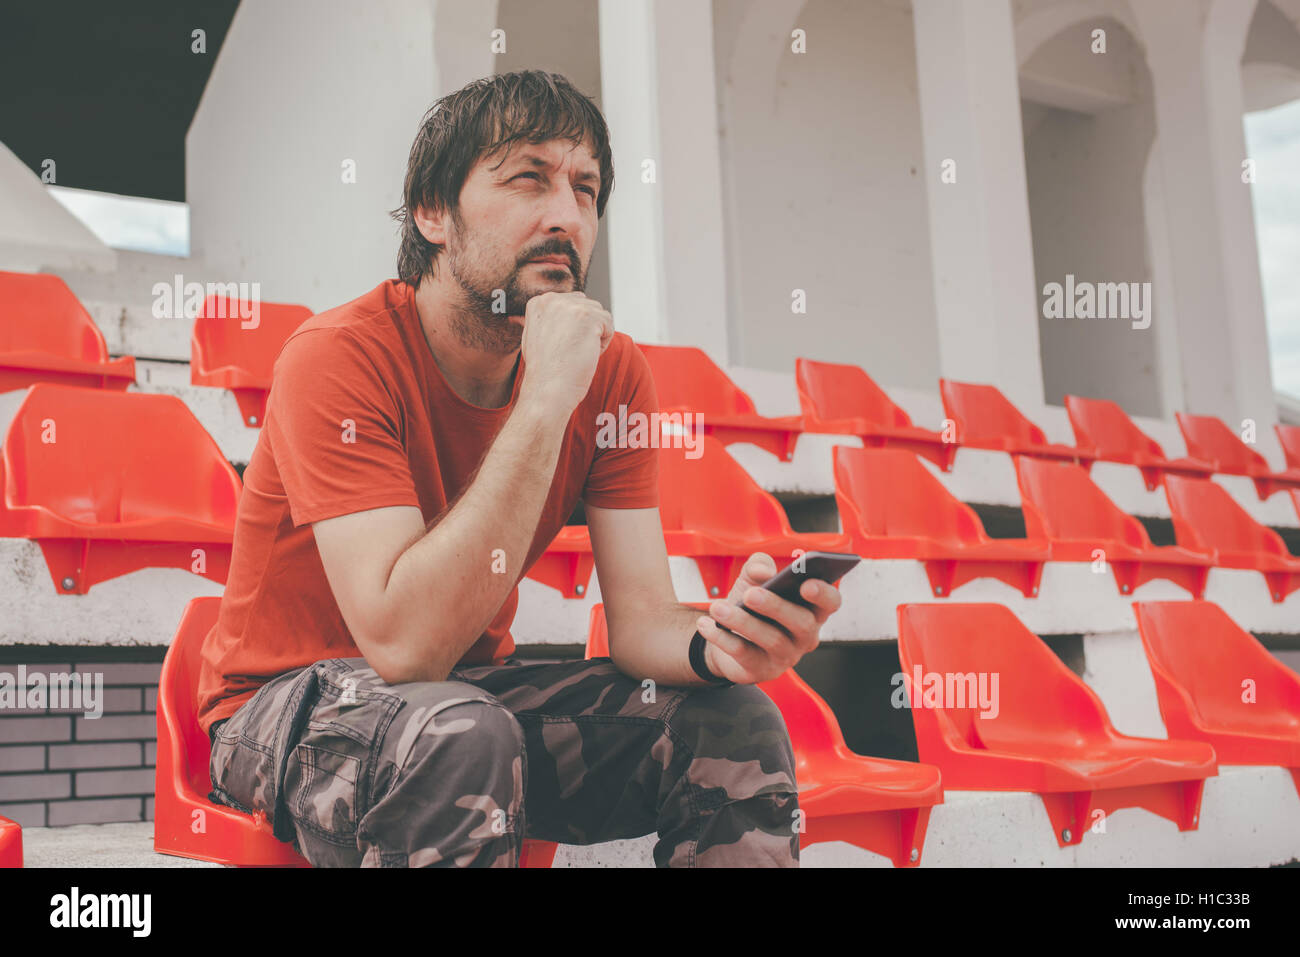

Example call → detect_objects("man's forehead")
485 139 599 179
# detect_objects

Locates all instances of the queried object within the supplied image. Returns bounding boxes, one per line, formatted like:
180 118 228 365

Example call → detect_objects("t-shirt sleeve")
265 327 421 526
581 337 661 509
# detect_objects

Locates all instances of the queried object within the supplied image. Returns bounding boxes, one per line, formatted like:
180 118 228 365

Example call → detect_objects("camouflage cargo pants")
207 655 800 867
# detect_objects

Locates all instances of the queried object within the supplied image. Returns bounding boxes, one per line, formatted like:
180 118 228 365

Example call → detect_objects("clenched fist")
513 292 614 417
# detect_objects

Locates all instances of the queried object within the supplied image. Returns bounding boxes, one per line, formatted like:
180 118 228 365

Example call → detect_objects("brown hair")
391 70 615 288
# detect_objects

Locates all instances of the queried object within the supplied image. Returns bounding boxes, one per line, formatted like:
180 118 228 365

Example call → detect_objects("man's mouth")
529 257 571 268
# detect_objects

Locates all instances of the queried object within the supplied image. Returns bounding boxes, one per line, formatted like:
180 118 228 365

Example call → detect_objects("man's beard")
444 217 580 355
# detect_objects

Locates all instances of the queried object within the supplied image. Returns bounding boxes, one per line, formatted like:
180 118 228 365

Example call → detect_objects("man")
196 70 843 867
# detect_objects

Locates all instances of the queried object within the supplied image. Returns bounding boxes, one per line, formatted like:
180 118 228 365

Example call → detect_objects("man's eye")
577 185 596 198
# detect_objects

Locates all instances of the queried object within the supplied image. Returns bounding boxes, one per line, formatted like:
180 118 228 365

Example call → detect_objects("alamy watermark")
891 665 1000 719
0 666 103 719
1042 274 1151 330
594 404 704 458
151 275 261 328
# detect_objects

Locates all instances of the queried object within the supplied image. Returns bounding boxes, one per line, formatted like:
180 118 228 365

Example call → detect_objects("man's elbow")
351 609 461 686
350 603 420 685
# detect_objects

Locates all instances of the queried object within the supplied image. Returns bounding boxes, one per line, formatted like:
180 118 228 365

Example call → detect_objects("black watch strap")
689 631 734 687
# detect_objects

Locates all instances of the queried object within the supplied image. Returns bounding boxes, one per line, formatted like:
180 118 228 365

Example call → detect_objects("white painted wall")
715 0 940 391
186 0 439 312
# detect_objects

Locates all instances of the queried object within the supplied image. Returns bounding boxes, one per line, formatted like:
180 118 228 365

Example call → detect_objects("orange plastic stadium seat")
1014 455 1212 598
636 343 804 461
833 446 1048 598
523 524 595 598
1065 394 1214 491
191 294 312 427
156 596 558 868
1163 474 1300 603
0 383 240 593
1278 423 1300 472
0 815 22 867
0 270 135 393
1134 600 1300 799
897 602 1217 847
659 436 850 597
585 602 944 866
1175 412 1300 501
795 358 956 471
939 378 1094 468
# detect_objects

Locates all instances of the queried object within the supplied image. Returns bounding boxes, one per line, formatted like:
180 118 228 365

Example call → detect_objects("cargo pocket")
284 733 364 845
272 658 402 847
208 715 275 817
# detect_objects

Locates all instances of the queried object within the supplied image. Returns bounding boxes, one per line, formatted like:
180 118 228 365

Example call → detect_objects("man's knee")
359 684 527 865
668 682 798 797
387 682 527 781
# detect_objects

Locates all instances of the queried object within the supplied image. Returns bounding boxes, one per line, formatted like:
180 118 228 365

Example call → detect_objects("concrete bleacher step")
47 251 209 363
17 764 1299 867
4 537 1293 648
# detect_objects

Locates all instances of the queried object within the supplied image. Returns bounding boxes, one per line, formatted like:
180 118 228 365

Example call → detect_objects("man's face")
430 136 601 354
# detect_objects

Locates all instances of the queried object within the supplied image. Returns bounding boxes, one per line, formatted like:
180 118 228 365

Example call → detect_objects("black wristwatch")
689 631 734 687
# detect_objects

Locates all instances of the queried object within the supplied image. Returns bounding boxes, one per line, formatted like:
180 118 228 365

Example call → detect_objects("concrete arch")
718 0 805 110
1014 0 1140 67
432 0 498 96
1020 13 1162 413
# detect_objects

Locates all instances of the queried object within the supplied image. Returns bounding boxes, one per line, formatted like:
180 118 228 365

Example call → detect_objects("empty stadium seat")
1065 394 1214 491
660 436 849 597
155 596 311 866
637 343 804 461
156 596 558 867
524 525 595 597
795 358 956 471
585 602 944 866
940 378 1095 468
1015 455 1212 598
0 383 241 593
1163 474 1300 603
191 294 312 427
1274 423 1300 472
1134 600 1300 799
1175 412 1300 501
833 446 1048 598
0 815 21 868
897 602 1217 846
0 270 135 394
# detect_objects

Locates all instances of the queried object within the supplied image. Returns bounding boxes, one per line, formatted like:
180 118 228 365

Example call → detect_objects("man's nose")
538 186 585 247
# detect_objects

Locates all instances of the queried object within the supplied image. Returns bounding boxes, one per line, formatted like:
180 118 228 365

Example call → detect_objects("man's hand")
694 552 843 685
514 291 614 416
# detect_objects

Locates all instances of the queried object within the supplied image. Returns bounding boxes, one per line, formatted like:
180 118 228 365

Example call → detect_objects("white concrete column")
1131 0 1280 459
911 0 1044 410
597 0 729 358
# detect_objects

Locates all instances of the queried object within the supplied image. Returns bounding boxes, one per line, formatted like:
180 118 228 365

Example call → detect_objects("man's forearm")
609 602 728 688
380 396 568 682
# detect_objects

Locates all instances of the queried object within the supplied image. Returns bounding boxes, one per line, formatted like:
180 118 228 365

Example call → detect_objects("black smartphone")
709 550 861 635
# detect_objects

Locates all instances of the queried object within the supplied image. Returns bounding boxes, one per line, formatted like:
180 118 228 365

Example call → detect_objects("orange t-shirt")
196 278 659 737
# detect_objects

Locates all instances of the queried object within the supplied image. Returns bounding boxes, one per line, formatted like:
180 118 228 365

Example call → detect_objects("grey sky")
1245 97 1300 401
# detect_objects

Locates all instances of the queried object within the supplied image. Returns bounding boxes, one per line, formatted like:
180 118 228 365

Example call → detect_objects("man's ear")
411 203 448 246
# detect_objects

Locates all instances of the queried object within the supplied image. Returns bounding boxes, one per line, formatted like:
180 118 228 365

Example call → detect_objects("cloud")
1244 98 1300 400
46 186 189 257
